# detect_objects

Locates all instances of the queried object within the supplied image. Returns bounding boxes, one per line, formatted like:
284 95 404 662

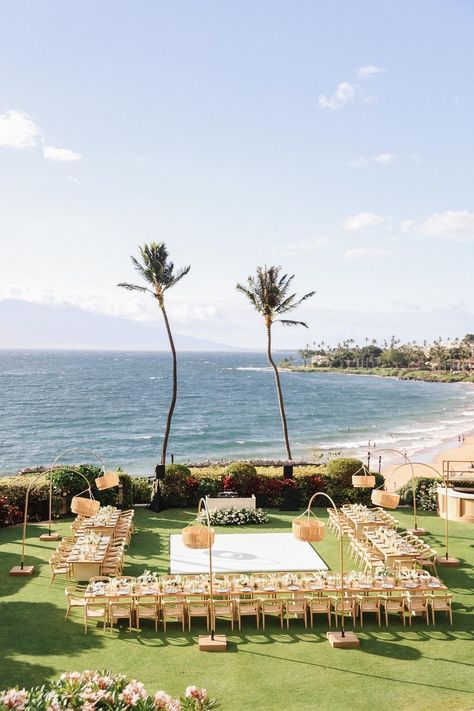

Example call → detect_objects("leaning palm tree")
118 243 190 465
237 266 315 460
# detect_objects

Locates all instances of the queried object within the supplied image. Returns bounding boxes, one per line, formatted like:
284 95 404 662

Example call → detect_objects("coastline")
382 432 474 488
281 365 474 384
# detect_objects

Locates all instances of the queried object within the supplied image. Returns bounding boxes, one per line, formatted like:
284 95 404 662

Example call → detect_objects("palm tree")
118 242 190 465
237 266 315 460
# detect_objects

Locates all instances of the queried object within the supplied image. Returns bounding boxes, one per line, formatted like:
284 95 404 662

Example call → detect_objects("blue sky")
1 1 473 348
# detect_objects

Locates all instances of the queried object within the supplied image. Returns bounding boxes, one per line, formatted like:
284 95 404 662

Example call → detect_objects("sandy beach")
382 433 474 488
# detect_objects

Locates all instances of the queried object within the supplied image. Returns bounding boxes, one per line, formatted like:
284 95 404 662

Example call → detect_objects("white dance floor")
169 532 328 575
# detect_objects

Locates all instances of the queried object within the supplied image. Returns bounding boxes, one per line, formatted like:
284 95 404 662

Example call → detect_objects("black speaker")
283 464 294 479
149 464 167 513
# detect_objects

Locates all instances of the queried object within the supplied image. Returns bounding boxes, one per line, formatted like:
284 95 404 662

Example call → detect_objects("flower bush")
223 462 258 496
0 495 23 528
0 671 218 711
198 507 269 526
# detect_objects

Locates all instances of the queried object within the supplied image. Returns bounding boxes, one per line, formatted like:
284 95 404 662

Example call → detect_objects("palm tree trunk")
266 323 292 460
160 303 177 465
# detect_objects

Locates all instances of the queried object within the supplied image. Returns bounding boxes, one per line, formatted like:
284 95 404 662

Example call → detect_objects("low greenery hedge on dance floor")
1 508 473 711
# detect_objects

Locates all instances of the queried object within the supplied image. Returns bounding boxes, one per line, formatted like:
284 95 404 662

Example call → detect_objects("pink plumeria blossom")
0 689 28 710
185 686 208 701
120 680 148 706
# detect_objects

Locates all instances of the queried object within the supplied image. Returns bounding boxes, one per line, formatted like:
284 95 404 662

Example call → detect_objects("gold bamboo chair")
109 597 134 632
64 585 86 620
330 595 356 627
381 595 405 626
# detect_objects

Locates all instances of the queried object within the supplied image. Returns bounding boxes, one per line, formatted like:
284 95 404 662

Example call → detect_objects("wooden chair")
404 594 430 626
236 599 260 630
429 593 453 625
261 598 284 629
308 595 331 628
135 597 160 633
162 600 186 632
109 597 134 632
64 585 86 620
285 598 307 629
211 600 234 631
187 599 210 632
84 600 108 634
330 595 356 627
381 595 405 626
49 556 71 586
356 594 381 627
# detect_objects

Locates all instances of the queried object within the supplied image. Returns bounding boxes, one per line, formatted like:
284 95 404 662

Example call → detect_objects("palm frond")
117 282 152 294
277 319 309 328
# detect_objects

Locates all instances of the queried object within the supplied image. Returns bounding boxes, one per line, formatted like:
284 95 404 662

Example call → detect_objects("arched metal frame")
17 466 93 571
368 448 420 531
389 461 451 560
298 491 347 638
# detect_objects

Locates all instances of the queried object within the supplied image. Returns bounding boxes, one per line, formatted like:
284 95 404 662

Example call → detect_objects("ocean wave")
236 366 272 372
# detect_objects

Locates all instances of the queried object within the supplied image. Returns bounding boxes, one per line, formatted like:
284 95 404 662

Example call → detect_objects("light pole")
181 497 227 651
292 491 360 648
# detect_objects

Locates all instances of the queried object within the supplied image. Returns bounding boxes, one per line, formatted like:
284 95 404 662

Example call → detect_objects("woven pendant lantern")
352 474 376 488
71 496 100 517
95 471 120 491
182 524 215 549
292 516 325 542
371 489 400 509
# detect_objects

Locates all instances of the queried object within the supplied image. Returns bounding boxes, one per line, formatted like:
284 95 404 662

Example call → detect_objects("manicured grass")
1 508 473 711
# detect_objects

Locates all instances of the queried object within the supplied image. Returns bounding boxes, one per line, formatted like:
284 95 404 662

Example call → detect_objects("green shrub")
118 472 133 508
51 465 133 510
132 477 153 504
326 458 364 486
197 476 221 498
161 464 193 507
224 461 258 496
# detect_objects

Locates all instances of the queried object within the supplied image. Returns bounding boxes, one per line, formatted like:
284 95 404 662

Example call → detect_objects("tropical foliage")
198 507 269 526
237 266 315 459
119 243 190 464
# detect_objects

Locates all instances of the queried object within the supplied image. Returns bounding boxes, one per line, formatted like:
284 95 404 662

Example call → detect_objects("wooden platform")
199 634 227 652
39 533 61 541
436 556 460 567
10 565 35 576
327 631 360 649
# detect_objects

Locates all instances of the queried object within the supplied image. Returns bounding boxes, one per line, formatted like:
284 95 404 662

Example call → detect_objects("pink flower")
0 689 28 710
154 691 173 709
120 680 148 706
166 699 182 711
185 686 208 702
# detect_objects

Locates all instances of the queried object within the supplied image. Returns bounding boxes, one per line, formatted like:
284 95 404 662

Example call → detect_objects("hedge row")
0 466 134 526
160 459 384 508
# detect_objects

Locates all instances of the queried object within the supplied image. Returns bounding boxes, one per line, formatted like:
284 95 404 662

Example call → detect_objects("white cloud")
373 153 394 165
43 145 82 162
344 248 392 260
319 81 355 110
401 219 416 232
272 235 333 257
348 152 394 167
418 210 474 241
357 65 385 79
67 176 82 186
342 212 386 231
0 110 41 149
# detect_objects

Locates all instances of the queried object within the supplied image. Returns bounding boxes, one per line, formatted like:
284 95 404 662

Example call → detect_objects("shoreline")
281 365 474 384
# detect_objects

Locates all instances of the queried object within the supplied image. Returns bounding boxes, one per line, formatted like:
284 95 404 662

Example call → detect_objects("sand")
381 434 474 489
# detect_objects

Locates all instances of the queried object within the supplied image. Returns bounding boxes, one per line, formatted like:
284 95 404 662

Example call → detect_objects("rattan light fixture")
292 492 360 649
95 470 120 491
181 498 226 651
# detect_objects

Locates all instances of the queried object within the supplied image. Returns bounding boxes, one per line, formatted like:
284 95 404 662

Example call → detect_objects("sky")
0 1 473 349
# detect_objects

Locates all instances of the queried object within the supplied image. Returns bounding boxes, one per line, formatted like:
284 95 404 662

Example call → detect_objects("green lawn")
1 508 473 711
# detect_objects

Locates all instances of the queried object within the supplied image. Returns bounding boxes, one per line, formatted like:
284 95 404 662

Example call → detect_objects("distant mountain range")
0 299 240 351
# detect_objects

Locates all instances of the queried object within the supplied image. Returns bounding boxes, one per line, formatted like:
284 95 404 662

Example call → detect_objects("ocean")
1 350 473 476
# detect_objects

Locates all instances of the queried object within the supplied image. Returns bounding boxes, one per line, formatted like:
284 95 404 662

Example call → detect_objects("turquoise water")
1 350 473 475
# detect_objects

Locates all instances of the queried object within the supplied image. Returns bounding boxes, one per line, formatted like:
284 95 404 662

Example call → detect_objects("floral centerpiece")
197 508 268 527
0 670 218 710
137 569 158 585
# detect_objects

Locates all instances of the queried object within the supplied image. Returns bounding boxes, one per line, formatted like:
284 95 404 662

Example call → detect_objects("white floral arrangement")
137 569 158 585
238 574 250 587
197 507 269 527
